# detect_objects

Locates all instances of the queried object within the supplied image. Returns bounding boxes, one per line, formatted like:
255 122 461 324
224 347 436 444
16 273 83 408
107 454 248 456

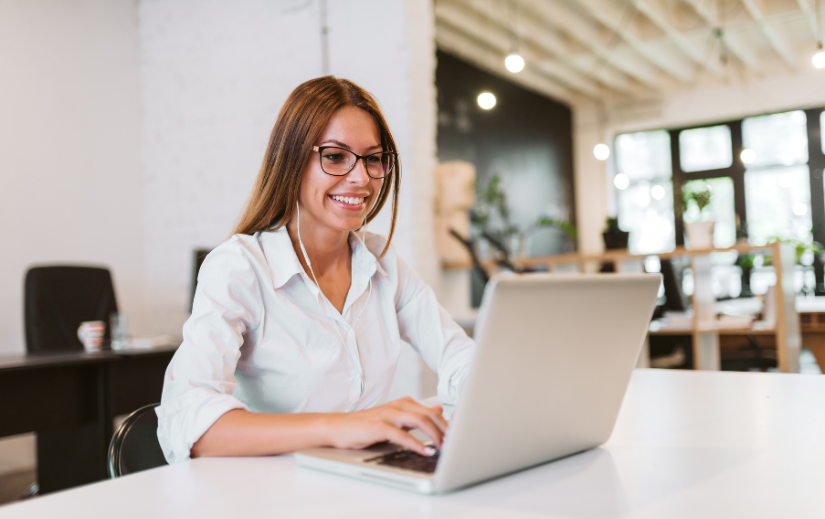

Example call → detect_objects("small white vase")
685 221 715 250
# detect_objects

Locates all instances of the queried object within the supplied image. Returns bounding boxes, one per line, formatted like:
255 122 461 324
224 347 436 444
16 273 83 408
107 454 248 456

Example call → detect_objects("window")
613 106 824 263
742 111 808 168
615 131 672 180
614 131 674 254
679 125 732 172
742 111 812 245
745 166 812 244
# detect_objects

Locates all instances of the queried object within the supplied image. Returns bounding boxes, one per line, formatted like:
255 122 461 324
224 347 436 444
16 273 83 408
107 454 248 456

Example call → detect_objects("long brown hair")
233 76 400 259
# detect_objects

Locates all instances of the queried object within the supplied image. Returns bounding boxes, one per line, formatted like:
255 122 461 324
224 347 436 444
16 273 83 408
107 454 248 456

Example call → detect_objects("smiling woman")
233 78 400 257
155 77 476 464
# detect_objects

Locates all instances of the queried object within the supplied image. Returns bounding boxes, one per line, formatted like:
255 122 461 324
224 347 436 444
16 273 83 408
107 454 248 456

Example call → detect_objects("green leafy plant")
471 174 517 237
766 237 823 264
469 174 576 258
604 217 620 232
538 218 578 241
683 188 712 217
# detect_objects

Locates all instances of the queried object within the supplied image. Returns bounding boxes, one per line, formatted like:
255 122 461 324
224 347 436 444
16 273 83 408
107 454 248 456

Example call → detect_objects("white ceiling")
435 0 825 105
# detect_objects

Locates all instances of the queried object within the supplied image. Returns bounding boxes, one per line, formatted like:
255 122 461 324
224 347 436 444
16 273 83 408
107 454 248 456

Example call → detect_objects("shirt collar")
259 227 304 290
259 227 386 291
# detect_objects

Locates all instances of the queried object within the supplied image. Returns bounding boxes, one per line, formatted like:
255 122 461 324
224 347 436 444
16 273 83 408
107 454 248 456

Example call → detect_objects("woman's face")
298 105 386 234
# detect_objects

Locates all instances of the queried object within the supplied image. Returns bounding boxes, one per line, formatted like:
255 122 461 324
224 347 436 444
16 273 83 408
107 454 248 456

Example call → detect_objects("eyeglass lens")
319 148 394 178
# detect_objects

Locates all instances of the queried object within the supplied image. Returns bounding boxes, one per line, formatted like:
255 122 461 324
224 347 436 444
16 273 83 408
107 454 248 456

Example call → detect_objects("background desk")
0 345 177 493
4 369 825 518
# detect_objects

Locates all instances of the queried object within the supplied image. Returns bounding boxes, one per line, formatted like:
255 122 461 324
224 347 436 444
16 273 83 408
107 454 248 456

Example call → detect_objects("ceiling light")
614 173 629 190
477 92 496 110
505 53 525 73
594 143 610 161
814 48 825 69
740 149 756 164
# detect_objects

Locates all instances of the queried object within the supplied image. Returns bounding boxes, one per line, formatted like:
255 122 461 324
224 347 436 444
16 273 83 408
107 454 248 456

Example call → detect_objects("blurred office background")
2 0 825 501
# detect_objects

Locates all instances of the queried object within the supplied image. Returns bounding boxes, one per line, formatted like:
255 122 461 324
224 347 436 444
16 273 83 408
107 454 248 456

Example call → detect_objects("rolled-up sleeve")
394 256 475 407
156 239 263 463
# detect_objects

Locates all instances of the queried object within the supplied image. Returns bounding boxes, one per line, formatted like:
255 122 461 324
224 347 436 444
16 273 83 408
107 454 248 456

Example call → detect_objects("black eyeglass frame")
312 146 397 179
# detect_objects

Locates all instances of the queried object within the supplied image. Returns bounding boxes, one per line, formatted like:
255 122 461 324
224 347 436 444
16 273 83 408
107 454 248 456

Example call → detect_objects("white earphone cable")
295 202 373 383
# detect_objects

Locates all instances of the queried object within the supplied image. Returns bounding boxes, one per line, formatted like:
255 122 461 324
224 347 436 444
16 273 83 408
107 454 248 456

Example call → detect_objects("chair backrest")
24 266 118 353
108 404 168 478
189 249 212 312
660 258 689 312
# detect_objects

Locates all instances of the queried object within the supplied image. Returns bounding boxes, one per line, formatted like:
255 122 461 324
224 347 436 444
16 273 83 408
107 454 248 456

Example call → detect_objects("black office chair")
189 249 212 312
24 266 118 352
108 404 168 478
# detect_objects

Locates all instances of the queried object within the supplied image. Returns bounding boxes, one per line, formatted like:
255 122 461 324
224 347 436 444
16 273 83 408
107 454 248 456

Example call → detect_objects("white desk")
4 369 825 518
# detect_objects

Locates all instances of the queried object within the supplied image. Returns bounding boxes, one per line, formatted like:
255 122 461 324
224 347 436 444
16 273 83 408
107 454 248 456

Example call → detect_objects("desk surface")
0 345 178 372
4 369 825 518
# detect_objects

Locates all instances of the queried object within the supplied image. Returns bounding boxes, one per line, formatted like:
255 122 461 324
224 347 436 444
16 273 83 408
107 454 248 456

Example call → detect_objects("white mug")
77 321 105 351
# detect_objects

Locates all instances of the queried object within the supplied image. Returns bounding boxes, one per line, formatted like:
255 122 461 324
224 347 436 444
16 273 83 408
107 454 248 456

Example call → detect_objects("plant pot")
685 221 715 250
740 266 753 298
602 230 629 250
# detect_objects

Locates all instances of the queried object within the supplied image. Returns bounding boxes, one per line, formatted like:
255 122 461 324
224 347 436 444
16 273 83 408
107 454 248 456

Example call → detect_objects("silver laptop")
295 273 661 494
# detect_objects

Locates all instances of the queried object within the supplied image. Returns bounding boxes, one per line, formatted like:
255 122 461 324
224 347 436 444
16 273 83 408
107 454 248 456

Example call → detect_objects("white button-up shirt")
156 227 475 463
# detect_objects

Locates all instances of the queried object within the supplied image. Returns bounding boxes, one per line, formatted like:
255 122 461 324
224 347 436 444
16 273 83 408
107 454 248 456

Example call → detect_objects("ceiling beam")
630 0 724 77
435 4 603 98
434 27 576 104
518 0 660 88
795 0 819 40
574 0 693 83
452 0 634 94
679 0 761 71
740 0 797 66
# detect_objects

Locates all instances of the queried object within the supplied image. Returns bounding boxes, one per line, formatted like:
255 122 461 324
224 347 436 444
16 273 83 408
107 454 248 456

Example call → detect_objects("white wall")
0 0 146 354
138 0 323 336
573 104 611 254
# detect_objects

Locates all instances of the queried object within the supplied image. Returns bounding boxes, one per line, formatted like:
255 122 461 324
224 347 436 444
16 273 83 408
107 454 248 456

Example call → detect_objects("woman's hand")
326 397 448 456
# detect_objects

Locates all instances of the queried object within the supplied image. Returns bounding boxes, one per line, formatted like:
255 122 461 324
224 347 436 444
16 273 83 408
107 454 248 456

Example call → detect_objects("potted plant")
683 187 714 249
458 175 577 271
602 216 629 250
737 254 755 298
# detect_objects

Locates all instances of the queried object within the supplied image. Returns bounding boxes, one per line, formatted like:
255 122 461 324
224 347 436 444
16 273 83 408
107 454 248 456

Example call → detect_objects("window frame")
617 107 825 290
670 119 746 247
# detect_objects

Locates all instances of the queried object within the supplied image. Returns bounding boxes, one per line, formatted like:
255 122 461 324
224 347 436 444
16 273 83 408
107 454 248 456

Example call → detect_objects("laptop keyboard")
365 449 440 474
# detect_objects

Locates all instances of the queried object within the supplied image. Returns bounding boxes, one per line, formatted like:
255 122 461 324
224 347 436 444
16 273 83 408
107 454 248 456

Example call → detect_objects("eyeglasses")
312 146 396 179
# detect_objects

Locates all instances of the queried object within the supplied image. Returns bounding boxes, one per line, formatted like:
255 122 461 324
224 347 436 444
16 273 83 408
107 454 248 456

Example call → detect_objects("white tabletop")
4 369 825 518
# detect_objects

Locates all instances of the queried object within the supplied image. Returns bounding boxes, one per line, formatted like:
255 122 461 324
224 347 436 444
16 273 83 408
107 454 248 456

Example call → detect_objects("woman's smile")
329 193 368 209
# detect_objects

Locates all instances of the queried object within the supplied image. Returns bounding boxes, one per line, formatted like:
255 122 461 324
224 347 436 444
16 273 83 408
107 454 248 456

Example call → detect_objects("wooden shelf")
442 243 780 271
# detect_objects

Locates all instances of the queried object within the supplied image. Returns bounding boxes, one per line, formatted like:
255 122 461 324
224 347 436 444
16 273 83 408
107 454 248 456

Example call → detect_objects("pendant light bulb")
505 53 525 73
594 143 610 161
814 44 825 69
477 92 496 110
